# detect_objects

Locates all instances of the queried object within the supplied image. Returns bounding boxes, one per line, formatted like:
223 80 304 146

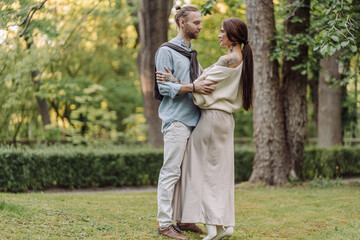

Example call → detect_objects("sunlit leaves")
200 0 217 16
271 0 359 86
0 0 142 143
312 0 358 57
199 0 245 17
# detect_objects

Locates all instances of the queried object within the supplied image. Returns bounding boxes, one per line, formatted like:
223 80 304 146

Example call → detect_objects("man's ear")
179 18 185 28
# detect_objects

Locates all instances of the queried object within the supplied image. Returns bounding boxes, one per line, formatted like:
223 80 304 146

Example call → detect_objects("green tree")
0 0 143 144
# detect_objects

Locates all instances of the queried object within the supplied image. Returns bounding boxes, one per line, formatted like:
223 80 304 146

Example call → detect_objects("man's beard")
185 28 198 40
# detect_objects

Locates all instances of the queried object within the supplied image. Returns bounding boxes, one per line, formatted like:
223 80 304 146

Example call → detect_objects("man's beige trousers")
157 121 193 228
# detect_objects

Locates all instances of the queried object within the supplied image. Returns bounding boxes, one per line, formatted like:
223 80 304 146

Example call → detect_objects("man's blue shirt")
155 37 200 132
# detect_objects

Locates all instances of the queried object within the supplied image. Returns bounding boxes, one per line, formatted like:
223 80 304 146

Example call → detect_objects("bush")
234 148 254 181
0 147 164 192
300 146 360 179
0 146 254 192
0 146 359 192
234 146 360 181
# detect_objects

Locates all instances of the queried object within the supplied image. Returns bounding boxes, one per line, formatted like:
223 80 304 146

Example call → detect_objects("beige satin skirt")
172 109 235 226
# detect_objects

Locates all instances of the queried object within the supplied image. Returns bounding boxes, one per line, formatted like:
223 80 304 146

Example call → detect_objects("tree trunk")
25 38 51 128
281 0 310 177
126 0 140 48
340 59 350 143
32 71 51 127
318 52 342 147
35 96 51 127
247 0 290 185
309 62 319 133
352 55 359 139
137 0 173 146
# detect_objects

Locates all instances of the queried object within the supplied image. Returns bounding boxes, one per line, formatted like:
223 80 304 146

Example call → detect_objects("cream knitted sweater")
193 62 243 114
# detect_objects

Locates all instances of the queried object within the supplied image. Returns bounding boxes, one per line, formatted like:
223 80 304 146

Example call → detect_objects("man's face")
183 11 202 40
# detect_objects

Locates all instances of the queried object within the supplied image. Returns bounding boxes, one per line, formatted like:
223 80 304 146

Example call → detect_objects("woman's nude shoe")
213 226 234 240
202 224 217 240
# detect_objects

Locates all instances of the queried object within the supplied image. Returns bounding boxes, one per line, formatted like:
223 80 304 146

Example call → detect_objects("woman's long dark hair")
223 18 253 111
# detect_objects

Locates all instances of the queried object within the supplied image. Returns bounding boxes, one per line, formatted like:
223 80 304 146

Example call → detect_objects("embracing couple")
155 5 253 240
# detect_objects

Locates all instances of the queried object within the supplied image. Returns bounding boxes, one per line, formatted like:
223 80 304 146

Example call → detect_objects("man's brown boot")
177 222 205 234
158 224 189 239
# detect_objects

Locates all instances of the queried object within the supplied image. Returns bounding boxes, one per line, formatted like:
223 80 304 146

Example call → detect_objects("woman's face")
218 25 231 47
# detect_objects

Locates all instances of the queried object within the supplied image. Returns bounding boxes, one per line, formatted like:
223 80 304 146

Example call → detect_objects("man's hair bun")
173 5 199 27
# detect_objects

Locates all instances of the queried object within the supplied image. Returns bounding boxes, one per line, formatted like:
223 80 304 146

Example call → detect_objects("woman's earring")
230 42 236 52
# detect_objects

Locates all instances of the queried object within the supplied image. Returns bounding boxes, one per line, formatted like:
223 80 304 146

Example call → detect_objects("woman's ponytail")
241 42 253 111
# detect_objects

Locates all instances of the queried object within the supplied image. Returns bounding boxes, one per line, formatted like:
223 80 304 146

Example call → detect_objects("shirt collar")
173 37 192 50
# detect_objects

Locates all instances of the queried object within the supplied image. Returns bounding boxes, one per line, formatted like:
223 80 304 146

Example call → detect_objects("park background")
0 0 360 239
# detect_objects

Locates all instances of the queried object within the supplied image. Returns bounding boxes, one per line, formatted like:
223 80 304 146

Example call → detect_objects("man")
155 5 216 240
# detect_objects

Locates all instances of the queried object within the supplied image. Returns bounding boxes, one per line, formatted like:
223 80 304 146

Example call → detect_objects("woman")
157 17 253 240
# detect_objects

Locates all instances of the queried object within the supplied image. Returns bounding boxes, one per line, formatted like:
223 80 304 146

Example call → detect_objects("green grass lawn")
1 183 359 239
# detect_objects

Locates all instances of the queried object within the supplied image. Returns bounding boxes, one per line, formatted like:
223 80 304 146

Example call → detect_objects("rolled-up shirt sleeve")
155 47 181 98
158 82 182 99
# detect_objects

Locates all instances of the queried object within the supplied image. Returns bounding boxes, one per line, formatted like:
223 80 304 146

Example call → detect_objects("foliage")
0 0 143 144
312 0 358 57
307 176 344 188
301 146 360 179
120 107 148 143
0 146 254 192
271 0 359 64
0 38 42 140
0 146 163 192
199 0 244 17
233 109 253 138
1 186 360 239
1 145 360 192
272 0 360 138
1 0 359 145
310 0 359 141
200 0 217 16
234 147 253 181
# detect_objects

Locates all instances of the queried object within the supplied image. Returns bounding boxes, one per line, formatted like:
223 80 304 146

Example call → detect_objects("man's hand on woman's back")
194 75 216 95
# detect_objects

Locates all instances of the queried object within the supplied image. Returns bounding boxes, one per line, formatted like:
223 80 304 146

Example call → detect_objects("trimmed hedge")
301 146 360 179
0 146 359 192
0 148 165 192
